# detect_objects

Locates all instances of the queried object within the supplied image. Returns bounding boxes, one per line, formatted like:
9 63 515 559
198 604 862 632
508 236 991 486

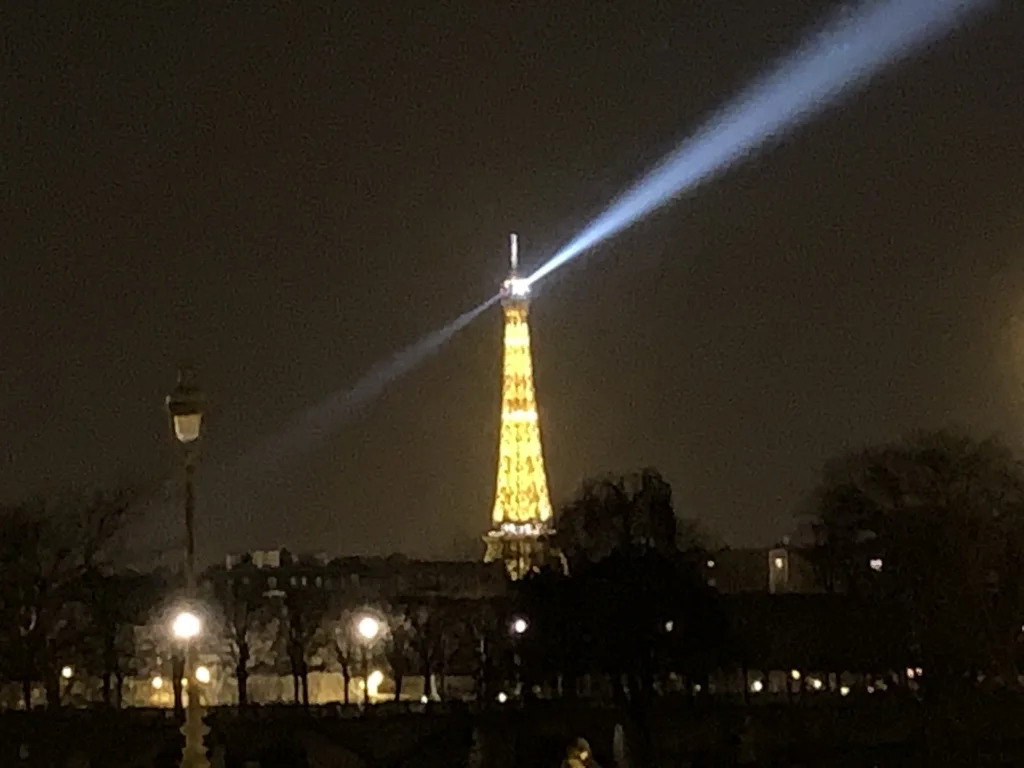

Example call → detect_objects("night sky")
3 2 1023 564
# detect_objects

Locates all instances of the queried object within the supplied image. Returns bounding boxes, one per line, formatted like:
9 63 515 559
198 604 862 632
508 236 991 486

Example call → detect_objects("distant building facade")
701 545 822 594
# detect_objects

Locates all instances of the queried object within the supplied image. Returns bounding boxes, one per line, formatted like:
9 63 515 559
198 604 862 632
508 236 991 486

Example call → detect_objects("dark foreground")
3 698 1024 767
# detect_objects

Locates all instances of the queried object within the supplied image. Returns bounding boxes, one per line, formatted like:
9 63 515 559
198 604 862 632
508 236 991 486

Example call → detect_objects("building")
702 545 822 594
483 234 559 579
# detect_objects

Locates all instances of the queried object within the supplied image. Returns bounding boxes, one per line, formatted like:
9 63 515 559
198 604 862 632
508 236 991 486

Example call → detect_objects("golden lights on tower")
484 234 556 579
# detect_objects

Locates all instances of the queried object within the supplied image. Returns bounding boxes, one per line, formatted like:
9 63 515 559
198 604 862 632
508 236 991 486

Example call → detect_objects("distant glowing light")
152 676 164 690
750 680 764 693
172 611 202 640
61 666 73 680
810 677 824 691
840 685 851 696
791 669 801 681
357 615 382 642
503 278 530 298
512 618 529 635
420 695 429 704
524 0 994 287
367 669 384 698
497 521 546 537
497 691 509 703
706 559 715 569
664 620 675 632
195 666 211 684
773 557 785 570
870 558 884 572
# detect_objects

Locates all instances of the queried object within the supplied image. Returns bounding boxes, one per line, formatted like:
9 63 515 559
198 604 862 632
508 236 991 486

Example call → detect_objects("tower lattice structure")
484 234 558 580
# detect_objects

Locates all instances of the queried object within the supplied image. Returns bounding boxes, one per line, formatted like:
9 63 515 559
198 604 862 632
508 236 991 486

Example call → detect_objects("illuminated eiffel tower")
483 234 558 580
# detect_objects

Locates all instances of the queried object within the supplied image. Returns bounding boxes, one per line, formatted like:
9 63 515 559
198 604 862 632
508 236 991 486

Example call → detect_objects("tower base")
483 526 563 580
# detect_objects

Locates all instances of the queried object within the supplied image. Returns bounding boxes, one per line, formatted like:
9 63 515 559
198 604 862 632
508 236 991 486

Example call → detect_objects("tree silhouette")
528 469 725 768
807 430 1024 695
0 489 135 709
382 607 415 701
279 574 329 706
80 567 166 707
206 557 275 708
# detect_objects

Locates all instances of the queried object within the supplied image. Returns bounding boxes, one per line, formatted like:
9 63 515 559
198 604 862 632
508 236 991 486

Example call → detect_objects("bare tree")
206 558 275 708
382 607 415 702
80 568 167 707
407 601 445 701
0 488 136 709
280 579 328 706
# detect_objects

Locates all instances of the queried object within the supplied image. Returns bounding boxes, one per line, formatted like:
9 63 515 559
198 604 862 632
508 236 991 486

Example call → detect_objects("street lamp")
354 613 382 707
509 616 528 698
166 368 209 768
172 611 202 641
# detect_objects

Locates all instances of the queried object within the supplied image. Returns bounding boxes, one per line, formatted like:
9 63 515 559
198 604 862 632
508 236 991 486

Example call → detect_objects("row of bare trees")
205 559 514 708
0 489 162 709
0 489 521 710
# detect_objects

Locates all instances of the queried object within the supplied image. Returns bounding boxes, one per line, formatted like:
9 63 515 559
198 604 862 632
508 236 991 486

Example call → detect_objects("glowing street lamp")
354 613 384 707
357 615 381 642
166 368 209 768
172 611 202 641
509 617 528 698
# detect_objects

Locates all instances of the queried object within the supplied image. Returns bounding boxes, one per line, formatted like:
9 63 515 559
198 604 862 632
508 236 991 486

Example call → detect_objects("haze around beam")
235 295 499 474
525 0 995 287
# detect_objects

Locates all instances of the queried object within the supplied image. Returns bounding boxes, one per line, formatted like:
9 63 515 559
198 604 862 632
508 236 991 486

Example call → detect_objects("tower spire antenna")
509 232 519 275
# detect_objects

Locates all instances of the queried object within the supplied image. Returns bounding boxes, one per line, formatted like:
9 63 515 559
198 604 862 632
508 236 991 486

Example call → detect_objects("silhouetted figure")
562 738 601 768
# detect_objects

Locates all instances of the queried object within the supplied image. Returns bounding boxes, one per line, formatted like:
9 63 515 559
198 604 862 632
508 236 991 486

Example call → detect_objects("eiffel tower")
483 234 559 579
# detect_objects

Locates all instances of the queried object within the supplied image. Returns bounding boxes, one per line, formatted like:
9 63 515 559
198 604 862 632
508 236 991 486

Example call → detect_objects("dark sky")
3 2 1023 563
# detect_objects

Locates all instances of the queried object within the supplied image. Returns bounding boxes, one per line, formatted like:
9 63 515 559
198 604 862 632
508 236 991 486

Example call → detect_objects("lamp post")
166 368 209 768
355 614 382 708
510 617 528 698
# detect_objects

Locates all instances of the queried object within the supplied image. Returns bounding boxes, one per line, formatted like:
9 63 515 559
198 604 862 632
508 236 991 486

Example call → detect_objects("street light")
354 613 383 707
166 367 209 768
357 615 381 642
509 617 528 698
172 611 202 641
